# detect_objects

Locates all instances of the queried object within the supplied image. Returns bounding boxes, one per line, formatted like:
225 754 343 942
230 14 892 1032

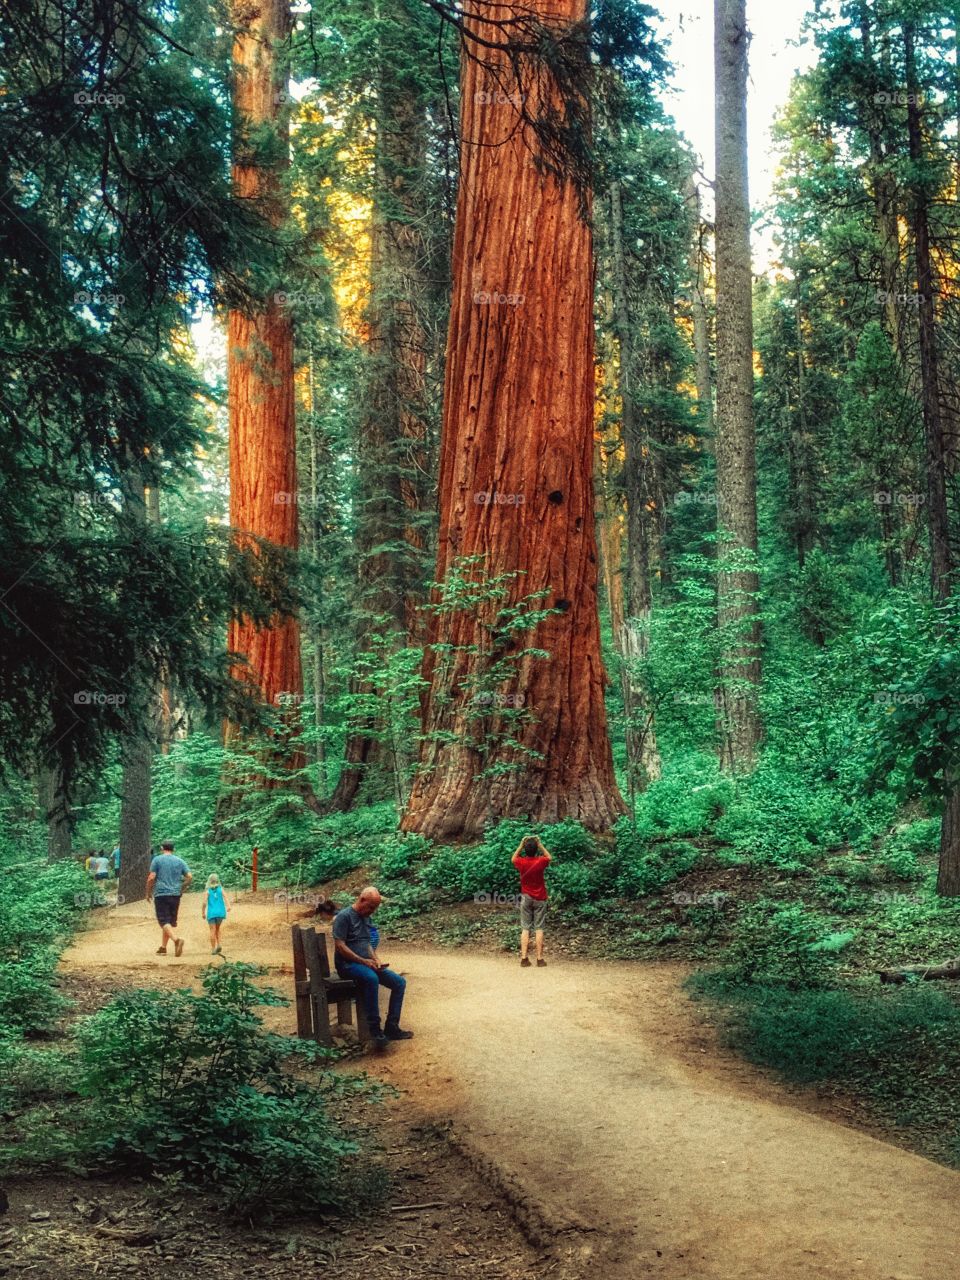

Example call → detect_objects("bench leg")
312 991 333 1047
336 998 352 1026
354 991 371 1043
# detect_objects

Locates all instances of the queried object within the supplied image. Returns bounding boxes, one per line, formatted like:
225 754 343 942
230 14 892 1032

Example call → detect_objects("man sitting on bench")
332 886 413 1048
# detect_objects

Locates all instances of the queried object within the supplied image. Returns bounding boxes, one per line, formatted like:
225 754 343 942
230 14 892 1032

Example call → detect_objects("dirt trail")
63 894 960 1280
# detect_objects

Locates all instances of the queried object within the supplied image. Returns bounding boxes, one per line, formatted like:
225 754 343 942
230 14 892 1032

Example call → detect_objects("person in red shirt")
511 836 552 967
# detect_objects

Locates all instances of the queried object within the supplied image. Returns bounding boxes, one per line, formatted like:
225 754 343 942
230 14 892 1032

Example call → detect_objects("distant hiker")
332 887 412 1049
84 850 96 875
91 851 110 881
203 874 228 954
146 840 192 957
111 844 121 877
512 836 551 967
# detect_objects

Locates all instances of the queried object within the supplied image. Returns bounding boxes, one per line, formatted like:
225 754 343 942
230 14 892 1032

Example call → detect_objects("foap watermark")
471 691 526 709
274 890 329 907
74 690 126 707
274 489 320 507
671 890 728 906
273 290 325 308
474 490 525 506
474 892 521 906
473 290 524 307
274 691 306 707
75 891 125 909
875 290 920 307
72 491 114 506
873 690 925 707
474 90 526 107
673 692 714 707
674 490 717 506
74 289 125 307
873 91 924 106
74 89 126 108
874 491 925 507
872 890 924 906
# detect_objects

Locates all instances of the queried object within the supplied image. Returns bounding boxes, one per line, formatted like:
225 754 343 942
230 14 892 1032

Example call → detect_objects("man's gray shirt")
332 906 373 959
149 853 190 897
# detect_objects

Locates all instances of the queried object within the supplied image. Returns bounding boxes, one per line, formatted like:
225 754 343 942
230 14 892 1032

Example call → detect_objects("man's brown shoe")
520 957 531 967
174 939 184 957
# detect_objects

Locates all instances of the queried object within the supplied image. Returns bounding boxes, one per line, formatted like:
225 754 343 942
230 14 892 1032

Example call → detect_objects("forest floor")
9 892 960 1279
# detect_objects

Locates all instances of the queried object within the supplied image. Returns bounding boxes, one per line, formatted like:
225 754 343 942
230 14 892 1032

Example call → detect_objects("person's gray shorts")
520 894 547 931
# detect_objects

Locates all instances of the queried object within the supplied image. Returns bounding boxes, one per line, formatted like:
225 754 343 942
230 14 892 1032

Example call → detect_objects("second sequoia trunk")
401 0 626 839
226 0 303 733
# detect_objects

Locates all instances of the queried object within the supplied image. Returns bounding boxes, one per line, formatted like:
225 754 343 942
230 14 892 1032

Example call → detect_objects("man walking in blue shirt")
146 841 192 957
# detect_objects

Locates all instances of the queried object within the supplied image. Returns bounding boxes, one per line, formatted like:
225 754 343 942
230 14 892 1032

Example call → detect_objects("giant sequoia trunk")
226 0 303 734
401 0 626 839
713 0 762 770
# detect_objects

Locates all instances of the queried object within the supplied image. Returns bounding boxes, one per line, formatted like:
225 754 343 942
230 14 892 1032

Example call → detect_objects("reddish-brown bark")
226 0 303 733
401 0 626 839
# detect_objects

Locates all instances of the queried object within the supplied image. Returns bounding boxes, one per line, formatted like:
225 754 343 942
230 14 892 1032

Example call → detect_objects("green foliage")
719 899 854 989
0 857 85 1034
68 963 384 1213
629 754 733 838
611 824 701 897
304 844 371 884
377 833 432 880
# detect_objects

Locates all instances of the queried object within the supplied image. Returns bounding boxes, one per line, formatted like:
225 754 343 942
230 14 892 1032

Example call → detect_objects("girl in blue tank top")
203 874 229 955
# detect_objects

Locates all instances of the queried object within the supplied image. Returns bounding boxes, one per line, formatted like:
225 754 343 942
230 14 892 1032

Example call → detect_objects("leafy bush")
629 755 732 838
67 963 384 1214
612 823 700 897
377 833 432 880
719 899 854 988
0 1034 71 1111
0 857 85 1034
0 950 68 1035
305 844 369 885
548 860 598 904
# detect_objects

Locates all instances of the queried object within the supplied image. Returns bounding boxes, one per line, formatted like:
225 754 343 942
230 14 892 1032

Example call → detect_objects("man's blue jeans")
337 961 406 1035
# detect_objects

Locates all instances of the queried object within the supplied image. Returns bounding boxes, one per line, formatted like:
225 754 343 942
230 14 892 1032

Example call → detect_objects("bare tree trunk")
609 180 661 790
684 174 713 438
902 23 960 895
401 0 626 838
39 764 72 862
328 0 432 812
713 0 762 770
118 461 156 904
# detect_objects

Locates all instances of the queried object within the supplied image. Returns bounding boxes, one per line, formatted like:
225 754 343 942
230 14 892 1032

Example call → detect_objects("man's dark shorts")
154 894 181 928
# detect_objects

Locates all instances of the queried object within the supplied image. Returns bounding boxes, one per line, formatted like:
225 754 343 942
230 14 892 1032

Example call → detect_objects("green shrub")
305 844 369 885
720 899 854 988
0 950 68 1035
612 824 700 897
0 1034 71 1111
66 963 384 1214
630 756 732 838
377 833 431 880
548 860 597 904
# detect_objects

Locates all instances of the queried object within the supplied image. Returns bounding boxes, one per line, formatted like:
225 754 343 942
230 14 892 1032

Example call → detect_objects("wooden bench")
291 924 370 1047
